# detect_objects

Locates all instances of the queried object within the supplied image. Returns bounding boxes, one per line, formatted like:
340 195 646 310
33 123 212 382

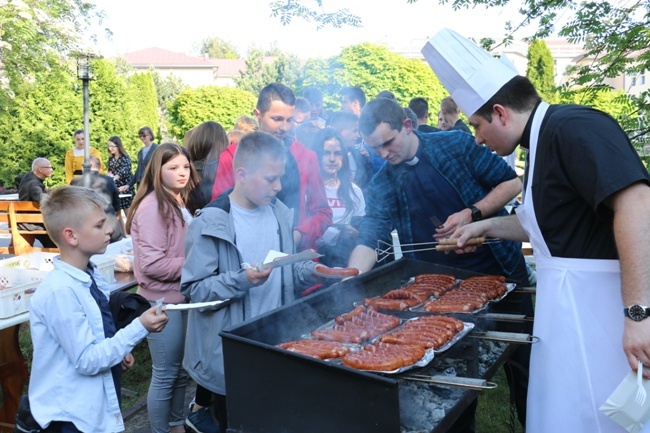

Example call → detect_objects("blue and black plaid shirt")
358 129 522 276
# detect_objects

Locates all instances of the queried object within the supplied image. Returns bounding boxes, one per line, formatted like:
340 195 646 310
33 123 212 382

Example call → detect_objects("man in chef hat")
423 29 650 433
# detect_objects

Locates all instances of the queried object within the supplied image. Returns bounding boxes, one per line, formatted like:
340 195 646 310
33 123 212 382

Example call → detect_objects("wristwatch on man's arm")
469 205 483 222
624 305 650 321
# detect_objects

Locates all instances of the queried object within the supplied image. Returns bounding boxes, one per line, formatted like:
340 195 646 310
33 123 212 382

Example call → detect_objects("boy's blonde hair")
41 186 107 245
233 116 259 133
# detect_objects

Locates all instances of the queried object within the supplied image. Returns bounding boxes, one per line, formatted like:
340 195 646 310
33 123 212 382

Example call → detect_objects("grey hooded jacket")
180 193 318 395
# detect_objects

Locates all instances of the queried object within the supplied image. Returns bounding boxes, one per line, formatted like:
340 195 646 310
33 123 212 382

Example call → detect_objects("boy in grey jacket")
181 131 320 433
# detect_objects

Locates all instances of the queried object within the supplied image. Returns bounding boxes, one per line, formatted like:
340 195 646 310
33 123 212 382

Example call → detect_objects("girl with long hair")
312 127 366 267
126 143 199 433
184 121 229 207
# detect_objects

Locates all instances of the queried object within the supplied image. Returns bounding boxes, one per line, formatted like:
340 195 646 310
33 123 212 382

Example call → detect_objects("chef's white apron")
516 102 647 432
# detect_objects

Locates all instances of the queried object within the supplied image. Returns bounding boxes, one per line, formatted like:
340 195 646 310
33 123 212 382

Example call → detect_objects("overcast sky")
88 0 532 59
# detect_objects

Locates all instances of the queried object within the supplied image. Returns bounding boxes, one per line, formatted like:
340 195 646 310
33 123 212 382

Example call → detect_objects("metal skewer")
375 238 502 262
400 374 498 390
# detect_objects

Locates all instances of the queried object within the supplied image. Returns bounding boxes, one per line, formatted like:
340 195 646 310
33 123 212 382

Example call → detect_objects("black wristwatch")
624 305 650 321
470 205 483 222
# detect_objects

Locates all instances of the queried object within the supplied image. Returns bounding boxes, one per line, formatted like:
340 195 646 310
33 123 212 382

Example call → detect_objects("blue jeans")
146 307 188 433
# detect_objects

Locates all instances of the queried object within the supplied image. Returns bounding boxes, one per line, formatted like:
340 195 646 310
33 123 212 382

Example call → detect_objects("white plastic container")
90 254 116 284
0 268 49 318
0 251 115 284
0 252 58 271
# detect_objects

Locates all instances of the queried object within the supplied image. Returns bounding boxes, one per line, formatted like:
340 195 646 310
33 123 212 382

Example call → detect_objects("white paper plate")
165 299 229 310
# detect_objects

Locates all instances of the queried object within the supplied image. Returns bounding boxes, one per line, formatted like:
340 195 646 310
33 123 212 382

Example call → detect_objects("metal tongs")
375 237 501 262
469 331 540 344
400 374 498 390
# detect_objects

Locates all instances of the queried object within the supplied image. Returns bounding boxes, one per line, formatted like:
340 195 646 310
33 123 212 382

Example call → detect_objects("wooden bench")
0 201 59 256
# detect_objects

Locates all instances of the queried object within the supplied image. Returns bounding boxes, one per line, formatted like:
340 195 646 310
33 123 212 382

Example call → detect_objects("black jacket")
18 171 45 202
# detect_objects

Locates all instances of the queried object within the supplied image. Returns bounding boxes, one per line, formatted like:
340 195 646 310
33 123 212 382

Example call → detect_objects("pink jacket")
212 140 332 251
130 193 188 304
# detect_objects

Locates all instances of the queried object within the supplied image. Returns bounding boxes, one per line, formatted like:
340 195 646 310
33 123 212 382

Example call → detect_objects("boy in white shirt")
25 186 168 432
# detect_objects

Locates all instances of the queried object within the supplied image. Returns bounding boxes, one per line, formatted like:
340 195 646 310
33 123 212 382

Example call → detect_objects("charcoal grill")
221 258 529 433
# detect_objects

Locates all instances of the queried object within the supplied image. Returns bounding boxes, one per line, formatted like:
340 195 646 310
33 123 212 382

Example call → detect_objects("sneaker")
185 403 220 433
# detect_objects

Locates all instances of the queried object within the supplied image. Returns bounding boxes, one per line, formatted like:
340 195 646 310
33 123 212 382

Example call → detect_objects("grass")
476 368 525 433
120 339 153 410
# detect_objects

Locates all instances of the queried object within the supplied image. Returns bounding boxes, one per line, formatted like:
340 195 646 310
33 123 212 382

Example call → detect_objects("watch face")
471 206 482 222
629 305 647 321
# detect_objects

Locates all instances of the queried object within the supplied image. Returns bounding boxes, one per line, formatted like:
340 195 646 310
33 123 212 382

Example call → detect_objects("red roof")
122 47 220 67
543 39 585 56
120 47 282 75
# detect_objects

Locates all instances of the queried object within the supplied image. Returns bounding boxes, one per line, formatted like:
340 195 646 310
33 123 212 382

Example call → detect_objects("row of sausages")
423 275 508 313
363 274 508 313
276 305 466 371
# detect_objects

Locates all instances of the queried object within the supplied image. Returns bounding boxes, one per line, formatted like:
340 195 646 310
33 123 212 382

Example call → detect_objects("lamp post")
76 53 101 188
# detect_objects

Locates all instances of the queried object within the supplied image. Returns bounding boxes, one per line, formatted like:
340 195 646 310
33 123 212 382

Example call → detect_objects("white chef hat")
422 29 519 116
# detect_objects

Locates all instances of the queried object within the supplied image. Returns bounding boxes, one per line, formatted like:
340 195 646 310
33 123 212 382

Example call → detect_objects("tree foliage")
234 48 303 95
0 58 161 187
88 59 132 153
269 0 362 29
0 63 80 187
167 86 257 138
126 72 160 142
526 39 556 103
264 42 284 57
298 43 447 111
200 36 240 59
86 61 159 165
560 88 635 121
0 0 100 108
151 70 187 109
270 0 650 144
150 69 187 140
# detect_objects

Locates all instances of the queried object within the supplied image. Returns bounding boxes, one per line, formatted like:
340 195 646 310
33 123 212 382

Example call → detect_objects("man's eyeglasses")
40 166 54 170
138 134 147 138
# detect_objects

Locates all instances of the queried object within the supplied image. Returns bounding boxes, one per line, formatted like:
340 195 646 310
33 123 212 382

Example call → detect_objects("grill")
221 258 529 433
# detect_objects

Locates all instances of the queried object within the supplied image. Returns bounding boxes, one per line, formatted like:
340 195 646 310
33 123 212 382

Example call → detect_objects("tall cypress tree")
526 39 557 103
127 72 161 146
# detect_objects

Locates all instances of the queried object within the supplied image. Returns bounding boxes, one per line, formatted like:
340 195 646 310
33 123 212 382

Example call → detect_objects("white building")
492 39 585 86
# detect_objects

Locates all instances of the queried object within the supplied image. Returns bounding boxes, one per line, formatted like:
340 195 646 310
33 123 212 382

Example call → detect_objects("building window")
642 75 646 85
632 76 637 86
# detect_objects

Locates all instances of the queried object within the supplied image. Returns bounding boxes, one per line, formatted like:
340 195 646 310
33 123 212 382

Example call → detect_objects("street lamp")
76 53 101 188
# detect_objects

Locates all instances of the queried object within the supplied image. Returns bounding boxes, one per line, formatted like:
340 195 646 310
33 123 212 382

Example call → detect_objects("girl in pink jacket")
126 143 199 433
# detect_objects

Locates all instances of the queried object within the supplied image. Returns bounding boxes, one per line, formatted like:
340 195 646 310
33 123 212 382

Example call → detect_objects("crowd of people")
16 27 650 433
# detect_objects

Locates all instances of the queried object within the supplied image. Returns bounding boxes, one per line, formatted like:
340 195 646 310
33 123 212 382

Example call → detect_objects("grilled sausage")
335 305 366 325
276 340 351 359
364 298 414 311
314 264 359 278
424 301 478 313
311 329 364 344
